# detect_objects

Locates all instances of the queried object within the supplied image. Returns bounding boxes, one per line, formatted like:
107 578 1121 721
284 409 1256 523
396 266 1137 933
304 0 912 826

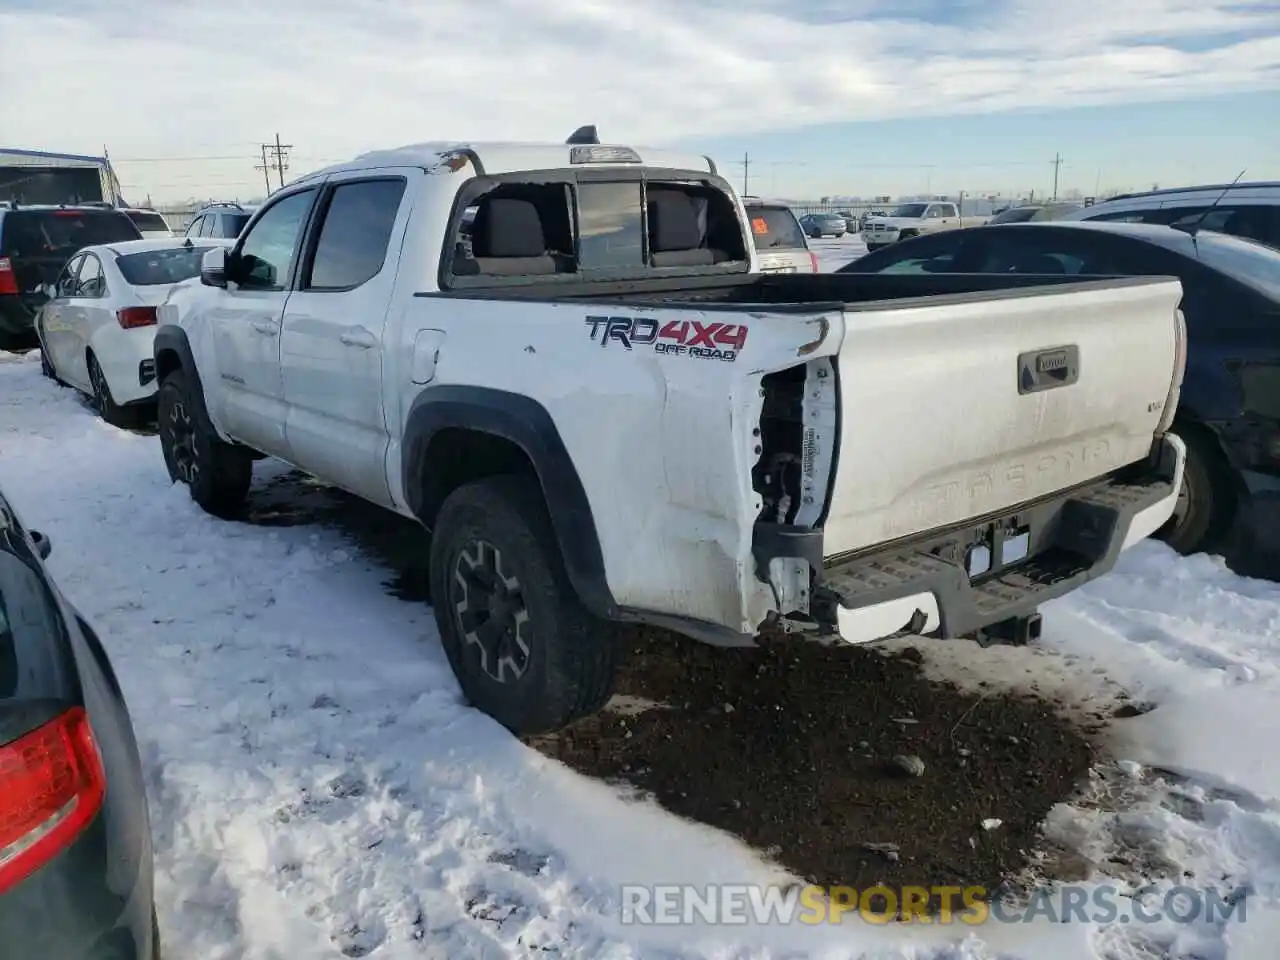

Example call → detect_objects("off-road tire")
88 352 137 428
1158 426 1236 556
429 474 619 735
157 368 253 518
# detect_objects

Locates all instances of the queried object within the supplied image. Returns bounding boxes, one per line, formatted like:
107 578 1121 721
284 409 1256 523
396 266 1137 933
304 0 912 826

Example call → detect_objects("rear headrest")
473 198 547 258
647 190 703 253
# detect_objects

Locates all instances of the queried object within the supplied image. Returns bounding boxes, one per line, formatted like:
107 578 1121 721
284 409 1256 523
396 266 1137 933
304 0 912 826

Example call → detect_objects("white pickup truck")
153 135 1187 734
862 200 987 251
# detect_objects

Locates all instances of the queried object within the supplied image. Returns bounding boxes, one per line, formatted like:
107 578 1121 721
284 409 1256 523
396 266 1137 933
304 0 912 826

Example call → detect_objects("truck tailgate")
821 278 1181 557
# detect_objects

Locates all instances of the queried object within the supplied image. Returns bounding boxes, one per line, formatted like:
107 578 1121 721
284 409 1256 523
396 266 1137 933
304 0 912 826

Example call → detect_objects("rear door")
41 254 84 373
924 203 959 232
62 253 109 390
281 171 413 507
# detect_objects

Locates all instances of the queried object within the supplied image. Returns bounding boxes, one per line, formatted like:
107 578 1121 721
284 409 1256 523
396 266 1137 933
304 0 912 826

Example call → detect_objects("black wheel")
1158 426 1237 556
88 352 136 428
429 475 619 735
157 368 253 517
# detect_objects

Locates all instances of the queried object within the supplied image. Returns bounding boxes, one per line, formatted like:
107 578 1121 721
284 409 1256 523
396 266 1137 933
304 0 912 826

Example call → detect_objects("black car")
839 220 1280 556
0 487 157 958
0 206 142 350
986 202 1084 224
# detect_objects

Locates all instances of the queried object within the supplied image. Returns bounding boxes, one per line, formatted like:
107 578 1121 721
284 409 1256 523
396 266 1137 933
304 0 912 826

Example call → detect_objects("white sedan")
36 237 232 426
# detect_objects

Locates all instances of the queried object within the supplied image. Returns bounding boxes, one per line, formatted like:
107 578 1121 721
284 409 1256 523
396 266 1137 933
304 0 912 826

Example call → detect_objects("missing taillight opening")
0 706 106 894
753 359 837 529
753 365 807 525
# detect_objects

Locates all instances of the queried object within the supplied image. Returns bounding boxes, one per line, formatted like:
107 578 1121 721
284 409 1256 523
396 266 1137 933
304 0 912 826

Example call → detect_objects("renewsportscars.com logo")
619 883 1250 926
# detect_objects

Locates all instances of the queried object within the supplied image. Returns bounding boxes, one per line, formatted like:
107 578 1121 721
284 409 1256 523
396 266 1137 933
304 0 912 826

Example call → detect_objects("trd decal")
584 316 748 362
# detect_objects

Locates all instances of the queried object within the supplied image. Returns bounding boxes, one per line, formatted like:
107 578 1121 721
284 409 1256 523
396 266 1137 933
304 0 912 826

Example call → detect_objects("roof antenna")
566 125 600 145
1174 169 1246 240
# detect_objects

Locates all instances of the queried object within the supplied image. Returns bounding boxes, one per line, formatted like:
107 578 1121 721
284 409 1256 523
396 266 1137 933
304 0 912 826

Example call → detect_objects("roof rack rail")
203 201 246 210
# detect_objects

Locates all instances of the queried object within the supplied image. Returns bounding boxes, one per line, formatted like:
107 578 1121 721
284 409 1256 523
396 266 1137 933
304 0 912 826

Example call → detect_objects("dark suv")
182 202 256 240
0 205 142 349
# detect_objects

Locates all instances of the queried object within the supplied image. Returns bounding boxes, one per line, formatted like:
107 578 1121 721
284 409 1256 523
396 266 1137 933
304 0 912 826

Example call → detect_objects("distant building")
0 147 127 206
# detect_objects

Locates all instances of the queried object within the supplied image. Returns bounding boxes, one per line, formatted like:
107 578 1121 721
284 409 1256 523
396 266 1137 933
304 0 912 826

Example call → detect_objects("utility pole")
1051 152 1063 200
737 152 750 195
258 134 292 191
254 145 273 194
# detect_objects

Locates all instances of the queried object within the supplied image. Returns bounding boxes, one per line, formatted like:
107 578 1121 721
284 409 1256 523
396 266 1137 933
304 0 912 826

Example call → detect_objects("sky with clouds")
1 0 1277 201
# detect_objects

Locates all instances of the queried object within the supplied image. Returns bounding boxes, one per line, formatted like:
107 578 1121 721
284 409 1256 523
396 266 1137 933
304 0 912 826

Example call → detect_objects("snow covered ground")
5 344 1280 960
809 235 866 273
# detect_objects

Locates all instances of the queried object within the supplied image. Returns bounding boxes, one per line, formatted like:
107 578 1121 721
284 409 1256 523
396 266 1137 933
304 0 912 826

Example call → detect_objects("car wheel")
157 368 253 517
429 474 620 736
88 352 137 428
1158 426 1237 556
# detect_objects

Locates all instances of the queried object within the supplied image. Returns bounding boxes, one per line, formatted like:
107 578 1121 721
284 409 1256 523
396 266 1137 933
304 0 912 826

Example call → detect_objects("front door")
209 187 318 456
280 172 413 506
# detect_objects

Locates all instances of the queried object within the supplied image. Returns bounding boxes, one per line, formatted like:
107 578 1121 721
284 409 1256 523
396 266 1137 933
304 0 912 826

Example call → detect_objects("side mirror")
29 530 51 560
201 246 228 287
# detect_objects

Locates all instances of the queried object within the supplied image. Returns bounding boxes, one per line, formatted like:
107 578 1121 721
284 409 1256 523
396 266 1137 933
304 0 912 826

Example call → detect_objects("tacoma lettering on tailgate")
584 316 747 362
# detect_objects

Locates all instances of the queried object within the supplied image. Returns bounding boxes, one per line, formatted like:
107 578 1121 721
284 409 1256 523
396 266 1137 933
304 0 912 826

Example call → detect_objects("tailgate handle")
1018 345 1079 395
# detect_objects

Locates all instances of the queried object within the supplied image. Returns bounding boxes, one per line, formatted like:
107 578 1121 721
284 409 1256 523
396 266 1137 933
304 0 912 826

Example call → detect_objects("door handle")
340 328 377 349
250 320 278 336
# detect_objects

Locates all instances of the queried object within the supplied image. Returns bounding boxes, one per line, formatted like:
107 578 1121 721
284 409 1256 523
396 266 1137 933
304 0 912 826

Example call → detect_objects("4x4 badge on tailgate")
1017 345 1079 395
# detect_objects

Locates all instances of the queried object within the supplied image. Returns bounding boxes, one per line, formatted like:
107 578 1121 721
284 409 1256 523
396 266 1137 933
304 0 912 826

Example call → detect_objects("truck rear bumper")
821 434 1185 643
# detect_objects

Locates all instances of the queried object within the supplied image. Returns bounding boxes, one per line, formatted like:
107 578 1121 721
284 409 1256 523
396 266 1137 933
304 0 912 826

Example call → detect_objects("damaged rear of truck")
154 140 1187 734
509 271 1188 650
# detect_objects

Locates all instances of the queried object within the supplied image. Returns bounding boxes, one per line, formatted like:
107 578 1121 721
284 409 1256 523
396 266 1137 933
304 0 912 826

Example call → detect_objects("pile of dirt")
528 629 1096 896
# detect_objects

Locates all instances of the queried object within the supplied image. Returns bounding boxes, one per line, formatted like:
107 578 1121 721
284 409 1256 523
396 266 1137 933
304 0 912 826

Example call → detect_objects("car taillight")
0 707 105 894
1156 306 1186 436
0 258 17 295
117 306 158 329
809 251 819 273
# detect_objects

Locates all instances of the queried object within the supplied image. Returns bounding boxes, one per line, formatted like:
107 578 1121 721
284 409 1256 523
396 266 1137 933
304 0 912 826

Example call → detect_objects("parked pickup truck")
862 201 987 251
152 137 1187 735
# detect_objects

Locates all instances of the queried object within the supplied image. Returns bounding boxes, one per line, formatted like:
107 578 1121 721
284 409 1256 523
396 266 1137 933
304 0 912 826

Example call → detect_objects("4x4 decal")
584 316 747 362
